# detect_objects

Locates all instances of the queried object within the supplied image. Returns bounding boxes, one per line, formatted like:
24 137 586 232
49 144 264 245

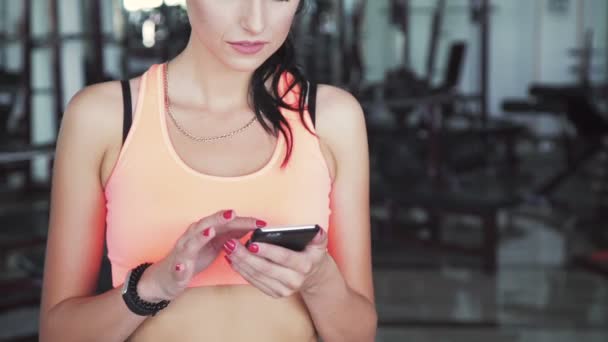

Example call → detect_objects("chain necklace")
163 63 258 142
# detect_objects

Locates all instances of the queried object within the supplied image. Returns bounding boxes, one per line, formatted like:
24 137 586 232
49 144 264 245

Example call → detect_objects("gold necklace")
163 63 258 142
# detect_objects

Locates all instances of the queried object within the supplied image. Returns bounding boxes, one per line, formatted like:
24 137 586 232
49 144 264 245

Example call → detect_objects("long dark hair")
250 1 312 167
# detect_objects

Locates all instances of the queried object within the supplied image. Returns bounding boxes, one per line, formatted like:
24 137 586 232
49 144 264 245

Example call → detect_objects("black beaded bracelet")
121 263 170 316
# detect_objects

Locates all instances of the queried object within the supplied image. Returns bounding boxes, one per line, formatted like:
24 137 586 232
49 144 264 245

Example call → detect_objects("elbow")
363 305 378 342
38 305 59 342
38 309 54 342
341 301 377 342
352 293 378 342
39 300 70 342
371 305 378 331
324 304 377 342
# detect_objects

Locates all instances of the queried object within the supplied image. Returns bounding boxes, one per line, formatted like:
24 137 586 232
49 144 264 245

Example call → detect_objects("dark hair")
250 0 313 167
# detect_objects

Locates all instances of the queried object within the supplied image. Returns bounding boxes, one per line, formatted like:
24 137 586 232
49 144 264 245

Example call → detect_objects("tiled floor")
373 267 608 327
376 328 608 342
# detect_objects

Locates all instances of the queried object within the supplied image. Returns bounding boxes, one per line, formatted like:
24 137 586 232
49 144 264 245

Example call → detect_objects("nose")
240 0 266 35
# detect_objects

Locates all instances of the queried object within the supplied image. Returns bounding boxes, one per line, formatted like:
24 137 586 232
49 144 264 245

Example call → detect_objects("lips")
228 41 267 55
230 41 266 45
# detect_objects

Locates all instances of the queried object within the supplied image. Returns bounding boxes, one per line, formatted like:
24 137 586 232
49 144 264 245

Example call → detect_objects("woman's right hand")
136 209 265 302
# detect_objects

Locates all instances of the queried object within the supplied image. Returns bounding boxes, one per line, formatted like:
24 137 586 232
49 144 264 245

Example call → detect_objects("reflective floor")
376 328 608 342
369 214 608 341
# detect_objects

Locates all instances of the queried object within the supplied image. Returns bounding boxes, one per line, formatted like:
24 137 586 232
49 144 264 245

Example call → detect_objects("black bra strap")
120 80 132 144
308 81 318 127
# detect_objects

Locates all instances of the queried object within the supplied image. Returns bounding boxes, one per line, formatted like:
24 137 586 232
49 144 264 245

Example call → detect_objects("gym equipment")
118 2 190 79
503 85 608 197
306 0 341 84
366 0 530 277
504 82 608 279
570 139 608 279
393 41 465 96
0 69 20 141
341 0 366 92
0 0 61 314
426 0 446 83
389 0 411 69
370 120 522 274
375 41 522 179
0 208 48 313
0 0 62 181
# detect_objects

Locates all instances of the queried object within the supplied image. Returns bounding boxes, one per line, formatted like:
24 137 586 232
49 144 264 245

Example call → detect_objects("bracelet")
121 263 171 316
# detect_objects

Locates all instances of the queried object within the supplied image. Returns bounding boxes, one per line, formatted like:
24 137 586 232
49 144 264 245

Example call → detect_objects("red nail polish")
223 210 233 220
248 243 259 253
203 227 212 237
175 264 184 272
224 256 232 265
223 240 236 254
256 220 267 228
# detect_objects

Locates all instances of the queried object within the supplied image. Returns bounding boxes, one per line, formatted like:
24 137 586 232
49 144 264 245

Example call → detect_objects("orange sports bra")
103 64 332 288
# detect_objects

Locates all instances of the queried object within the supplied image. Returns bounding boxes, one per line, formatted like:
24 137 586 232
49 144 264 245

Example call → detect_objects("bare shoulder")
315 84 365 127
61 81 121 144
61 78 141 140
314 84 368 170
58 77 142 173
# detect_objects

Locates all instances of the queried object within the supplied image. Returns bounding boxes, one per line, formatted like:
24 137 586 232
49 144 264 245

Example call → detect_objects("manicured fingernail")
202 227 212 237
248 243 259 253
224 256 232 265
223 239 236 254
256 220 267 228
223 210 233 219
319 229 324 236
175 263 184 272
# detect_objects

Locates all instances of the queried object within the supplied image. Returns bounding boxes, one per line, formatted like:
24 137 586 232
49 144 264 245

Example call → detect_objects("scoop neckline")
157 64 284 182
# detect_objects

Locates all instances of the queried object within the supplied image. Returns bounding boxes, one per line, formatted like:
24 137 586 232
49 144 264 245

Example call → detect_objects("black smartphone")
246 224 321 252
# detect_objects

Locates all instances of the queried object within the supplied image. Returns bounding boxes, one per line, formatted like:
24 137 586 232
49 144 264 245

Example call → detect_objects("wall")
360 0 607 132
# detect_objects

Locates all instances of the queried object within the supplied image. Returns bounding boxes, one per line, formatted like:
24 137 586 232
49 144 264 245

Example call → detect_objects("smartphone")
246 224 321 252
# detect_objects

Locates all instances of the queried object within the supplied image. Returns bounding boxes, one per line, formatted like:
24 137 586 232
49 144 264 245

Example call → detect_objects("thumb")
308 227 328 248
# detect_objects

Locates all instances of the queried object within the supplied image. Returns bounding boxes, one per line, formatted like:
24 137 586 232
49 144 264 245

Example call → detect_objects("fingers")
196 209 237 230
171 226 216 284
250 243 313 275
306 228 328 250
220 216 266 235
185 226 217 256
229 259 285 298
225 240 301 298
196 209 265 236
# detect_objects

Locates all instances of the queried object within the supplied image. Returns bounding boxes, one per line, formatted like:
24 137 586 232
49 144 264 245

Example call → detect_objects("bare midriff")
128 285 317 342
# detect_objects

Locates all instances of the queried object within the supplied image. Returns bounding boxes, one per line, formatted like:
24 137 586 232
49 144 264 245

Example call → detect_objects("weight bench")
373 176 521 274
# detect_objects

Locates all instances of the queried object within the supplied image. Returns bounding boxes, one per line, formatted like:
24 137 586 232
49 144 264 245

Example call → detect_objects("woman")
39 0 376 341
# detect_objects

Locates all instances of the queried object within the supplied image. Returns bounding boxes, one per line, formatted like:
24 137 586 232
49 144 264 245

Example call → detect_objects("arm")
224 85 377 341
39 81 263 342
299 85 376 341
39 81 153 342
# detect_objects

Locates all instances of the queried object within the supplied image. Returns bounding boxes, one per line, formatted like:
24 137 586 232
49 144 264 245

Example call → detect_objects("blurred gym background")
0 0 607 340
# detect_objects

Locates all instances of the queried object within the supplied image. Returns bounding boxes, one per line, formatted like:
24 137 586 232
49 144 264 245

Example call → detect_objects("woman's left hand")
223 229 330 298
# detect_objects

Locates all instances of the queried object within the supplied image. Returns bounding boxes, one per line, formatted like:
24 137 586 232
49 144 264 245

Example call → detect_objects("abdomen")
128 285 317 342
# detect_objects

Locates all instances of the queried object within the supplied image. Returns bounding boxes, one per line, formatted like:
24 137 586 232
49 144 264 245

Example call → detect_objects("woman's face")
186 0 301 72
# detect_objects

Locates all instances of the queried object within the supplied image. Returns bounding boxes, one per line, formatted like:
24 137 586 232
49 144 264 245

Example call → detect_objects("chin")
223 59 264 73
220 53 274 73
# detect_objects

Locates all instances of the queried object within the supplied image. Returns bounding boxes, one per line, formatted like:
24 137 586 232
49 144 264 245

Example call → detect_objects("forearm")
40 286 147 342
302 258 377 342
